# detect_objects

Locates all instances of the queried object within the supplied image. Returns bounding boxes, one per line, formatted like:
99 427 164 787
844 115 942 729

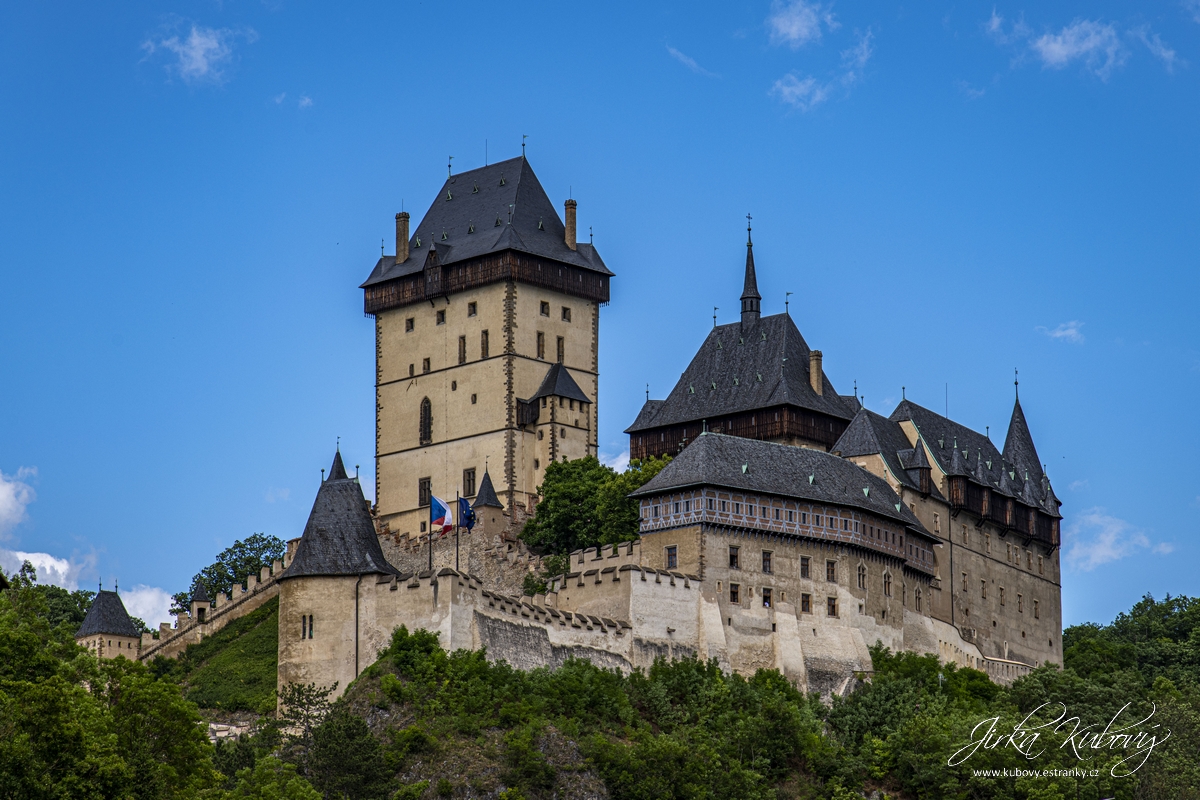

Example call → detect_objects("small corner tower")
189 580 212 625
76 587 142 659
740 219 761 325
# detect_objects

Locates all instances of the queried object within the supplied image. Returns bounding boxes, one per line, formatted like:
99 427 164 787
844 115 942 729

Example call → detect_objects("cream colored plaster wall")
277 576 363 697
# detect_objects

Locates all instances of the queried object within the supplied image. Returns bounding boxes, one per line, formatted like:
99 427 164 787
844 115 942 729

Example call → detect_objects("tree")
277 682 337 777
309 707 390 800
173 533 286 614
521 456 671 557
219 758 321 800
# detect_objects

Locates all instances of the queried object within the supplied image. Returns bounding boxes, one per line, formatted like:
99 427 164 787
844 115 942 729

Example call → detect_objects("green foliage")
31 583 95 630
391 781 429 800
153 596 280 713
309 707 391 800
216 758 322 800
277 679 337 776
173 533 286 614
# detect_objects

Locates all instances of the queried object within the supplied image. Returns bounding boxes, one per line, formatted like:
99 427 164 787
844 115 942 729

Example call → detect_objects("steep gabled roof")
625 313 851 433
191 581 211 604
632 433 935 543
1002 398 1044 488
472 470 504 509
361 157 612 289
76 590 140 639
834 407 942 498
531 363 591 404
282 452 400 580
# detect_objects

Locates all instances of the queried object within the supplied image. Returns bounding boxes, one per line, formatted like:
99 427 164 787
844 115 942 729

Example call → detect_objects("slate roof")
741 237 761 303
76 590 141 638
628 399 665 430
472 470 504 509
530 363 591 404
888 399 1060 517
625 313 852 433
631 433 936 543
1002 398 1044 488
361 157 612 289
282 452 400 580
328 449 349 480
833 407 944 499
191 581 211 605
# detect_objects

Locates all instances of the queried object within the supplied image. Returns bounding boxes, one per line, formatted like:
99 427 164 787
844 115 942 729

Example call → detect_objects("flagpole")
428 498 433 573
455 491 461 572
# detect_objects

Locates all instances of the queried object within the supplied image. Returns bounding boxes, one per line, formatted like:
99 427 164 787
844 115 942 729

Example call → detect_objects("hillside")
151 595 279 714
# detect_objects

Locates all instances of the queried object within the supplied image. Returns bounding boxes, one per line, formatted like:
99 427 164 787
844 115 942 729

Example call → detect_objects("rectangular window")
684 500 691 512
962 525 968 544
436 309 446 325
762 506 768 518
729 546 740 569
1018 594 1024 613
981 580 987 599
801 593 812 613
1038 555 1044 575
857 565 866 589
800 556 810 579
409 363 415 377
729 583 740 604
962 572 968 592
787 510 794 522
405 317 415 332
418 478 431 507
827 597 838 617
561 306 571 322
1034 600 1040 619
652 505 659 518
985 534 991 553
673 502 680 514
934 513 940 533
1027 551 1033 570
481 330 490 359
540 301 550 316
774 508 780 520
762 551 773 574
707 498 715 510
815 515 822 527
463 468 476 497
422 358 430 373
665 546 678 570
537 332 545 359
734 502 741 514
884 573 892 596
826 560 837 583
467 301 477 317
747 505 755 518
762 587 773 608
1007 543 1012 562
556 336 565 363
802 512 808 524
458 335 467 364
1000 587 1006 606
721 500 728 512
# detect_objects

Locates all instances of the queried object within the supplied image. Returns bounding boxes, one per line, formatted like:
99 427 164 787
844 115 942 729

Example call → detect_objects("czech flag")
430 495 454 537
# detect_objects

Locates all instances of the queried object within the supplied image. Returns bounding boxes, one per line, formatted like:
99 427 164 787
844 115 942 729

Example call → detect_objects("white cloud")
985 10 1030 45
1068 479 1089 491
1185 0 1200 24
273 92 287 104
1036 320 1085 343
1064 508 1168 571
602 451 631 472
772 73 830 111
666 45 718 78
121 585 175 628
1030 20 1126 80
840 30 873 83
1131 28 1181 73
297 95 313 109
0 467 36 539
955 79 987 99
0 548 93 589
767 0 838 49
142 23 257 86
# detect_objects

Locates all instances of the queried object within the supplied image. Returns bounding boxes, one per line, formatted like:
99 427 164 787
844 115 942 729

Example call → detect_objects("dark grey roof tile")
76 590 140 638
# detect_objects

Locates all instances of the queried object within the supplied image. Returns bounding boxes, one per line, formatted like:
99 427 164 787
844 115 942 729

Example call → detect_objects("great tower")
361 156 612 538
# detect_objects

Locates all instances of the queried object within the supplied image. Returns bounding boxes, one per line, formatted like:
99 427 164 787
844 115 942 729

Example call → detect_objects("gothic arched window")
419 397 432 445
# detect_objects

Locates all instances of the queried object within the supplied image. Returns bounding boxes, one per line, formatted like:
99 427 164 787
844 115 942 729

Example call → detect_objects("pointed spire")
740 215 761 325
328 449 349 481
1002 394 1043 486
191 580 211 605
472 469 504 509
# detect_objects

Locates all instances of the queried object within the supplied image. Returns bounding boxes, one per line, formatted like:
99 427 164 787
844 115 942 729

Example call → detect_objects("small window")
1034 599 1040 619
405 317 415 332
419 397 432 444
762 587 773 608
422 358 431 373
1018 594 1024 613
418 477 431 507
801 593 812 613
800 556 810 579
734 502 741 514
962 572 968 591
308 615 314 639
720 500 728 512
826 560 837 583
884 573 892 596
934 513 940 532
962 525 968 544
1027 551 1033 570
481 330 490 359
537 332 545 359
857 564 866 589
665 546 678 570
458 336 467 364
301 616 307 639
748 506 755 518
674 502 680 514
1038 555 1044 575
556 336 564 363
436 309 446 325
1000 587 1006 606
537 430 544 440
787 510 794 522
729 546 740 569
762 551 773 574
801 512 808 524
471 394 477 404
652 505 659 518
534 459 540 470
467 301 477 317
985 533 991 553
451 380 457 391
409 364 415 377
981 580 987 599
729 583 740 603
463 468 476 497
707 498 715 510
540 301 550 316
420 521 427 532
684 500 690 512
815 515 822 527
561 306 571 322
762 506 768 518
827 597 838 617
915 589 922 612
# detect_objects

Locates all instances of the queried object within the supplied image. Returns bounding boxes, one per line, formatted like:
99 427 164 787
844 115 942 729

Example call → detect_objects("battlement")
139 553 292 661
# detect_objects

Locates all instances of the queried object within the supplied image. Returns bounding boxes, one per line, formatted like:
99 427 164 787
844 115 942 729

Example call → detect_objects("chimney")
395 212 410 262
564 199 577 251
809 350 823 395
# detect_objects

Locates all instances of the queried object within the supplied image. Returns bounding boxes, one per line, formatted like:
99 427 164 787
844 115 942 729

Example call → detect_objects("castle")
81 156 1062 699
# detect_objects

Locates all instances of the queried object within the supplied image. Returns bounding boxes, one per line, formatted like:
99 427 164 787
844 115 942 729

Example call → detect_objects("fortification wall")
377 527 541 598
139 555 291 662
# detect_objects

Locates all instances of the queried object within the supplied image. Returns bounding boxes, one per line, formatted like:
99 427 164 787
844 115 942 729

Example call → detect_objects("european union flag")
458 497 476 531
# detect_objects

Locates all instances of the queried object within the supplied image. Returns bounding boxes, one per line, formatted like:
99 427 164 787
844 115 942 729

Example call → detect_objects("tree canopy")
171 533 285 614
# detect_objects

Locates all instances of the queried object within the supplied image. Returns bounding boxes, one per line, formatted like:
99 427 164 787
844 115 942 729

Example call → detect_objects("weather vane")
522 134 527 156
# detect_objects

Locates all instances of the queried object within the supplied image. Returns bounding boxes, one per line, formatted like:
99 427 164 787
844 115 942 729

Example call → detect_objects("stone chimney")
564 199 577 251
809 350 823 395
396 212 410 262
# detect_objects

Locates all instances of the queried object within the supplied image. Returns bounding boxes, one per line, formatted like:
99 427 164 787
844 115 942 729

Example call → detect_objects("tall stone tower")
361 156 612 537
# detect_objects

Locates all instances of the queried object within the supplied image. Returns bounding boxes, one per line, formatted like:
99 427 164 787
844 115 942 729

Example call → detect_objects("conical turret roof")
282 451 399 580
76 590 140 638
1002 398 1044 487
328 449 349 481
191 580 211 604
472 470 504 509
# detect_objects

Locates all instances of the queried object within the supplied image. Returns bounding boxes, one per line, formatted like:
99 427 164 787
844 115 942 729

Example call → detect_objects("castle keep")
126 156 1062 700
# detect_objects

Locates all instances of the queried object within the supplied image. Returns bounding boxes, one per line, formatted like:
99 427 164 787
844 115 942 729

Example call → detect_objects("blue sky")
1 1 1197 628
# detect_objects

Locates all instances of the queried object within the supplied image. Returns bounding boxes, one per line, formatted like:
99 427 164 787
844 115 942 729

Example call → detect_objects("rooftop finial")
1014 368 1019 399
740 215 761 325
853 379 857 399
448 155 454 177
321 468 326 482
785 291 792 315
902 386 906 400
646 383 650 402
522 134 527 158
337 436 340 453
589 226 593 244
713 306 718 327
746 213 752 243
381 238 384 257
